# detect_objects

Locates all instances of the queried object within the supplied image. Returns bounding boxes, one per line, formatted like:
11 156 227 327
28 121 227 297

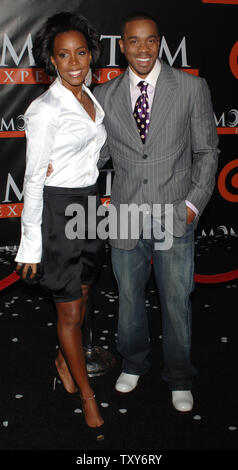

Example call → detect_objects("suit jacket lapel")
112 69 144 148
146 61 177 145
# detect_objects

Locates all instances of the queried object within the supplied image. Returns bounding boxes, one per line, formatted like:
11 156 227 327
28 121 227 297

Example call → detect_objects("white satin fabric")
15 78 107 263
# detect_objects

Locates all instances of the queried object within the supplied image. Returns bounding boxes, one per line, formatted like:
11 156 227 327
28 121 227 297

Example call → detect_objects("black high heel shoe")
52 363 105 436
53 363 81 403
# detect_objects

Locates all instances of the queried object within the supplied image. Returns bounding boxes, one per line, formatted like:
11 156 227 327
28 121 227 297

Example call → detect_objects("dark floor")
0 236 237 463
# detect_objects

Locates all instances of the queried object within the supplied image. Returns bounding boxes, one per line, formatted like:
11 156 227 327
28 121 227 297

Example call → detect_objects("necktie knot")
138 81 148 94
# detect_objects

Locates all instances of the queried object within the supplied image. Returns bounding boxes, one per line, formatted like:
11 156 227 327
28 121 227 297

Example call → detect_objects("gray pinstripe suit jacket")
94 60 219 249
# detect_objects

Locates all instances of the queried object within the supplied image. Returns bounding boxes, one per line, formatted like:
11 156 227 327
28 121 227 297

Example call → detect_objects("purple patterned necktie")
133 81 150 143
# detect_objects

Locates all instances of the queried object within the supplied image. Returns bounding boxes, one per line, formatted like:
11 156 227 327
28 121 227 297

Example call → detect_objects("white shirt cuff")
185 200 199 216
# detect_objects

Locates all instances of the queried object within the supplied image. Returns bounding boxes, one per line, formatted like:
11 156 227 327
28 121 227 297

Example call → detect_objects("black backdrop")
0 0 237 247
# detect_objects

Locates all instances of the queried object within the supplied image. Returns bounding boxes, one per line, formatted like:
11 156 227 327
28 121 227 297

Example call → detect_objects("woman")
15 12 106 428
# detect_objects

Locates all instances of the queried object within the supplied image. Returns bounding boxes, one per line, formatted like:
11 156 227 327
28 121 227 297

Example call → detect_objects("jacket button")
143 179 148 184
143 154 148 159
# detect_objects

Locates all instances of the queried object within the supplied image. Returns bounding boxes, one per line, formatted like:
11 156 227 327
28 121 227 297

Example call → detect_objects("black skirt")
40 184 104 303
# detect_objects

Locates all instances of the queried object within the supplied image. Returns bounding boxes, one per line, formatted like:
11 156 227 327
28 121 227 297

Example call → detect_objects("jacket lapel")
146 61 177 145
111 69 144 148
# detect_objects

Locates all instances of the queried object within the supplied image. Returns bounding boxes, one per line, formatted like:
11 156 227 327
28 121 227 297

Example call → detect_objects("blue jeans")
111 223 197 390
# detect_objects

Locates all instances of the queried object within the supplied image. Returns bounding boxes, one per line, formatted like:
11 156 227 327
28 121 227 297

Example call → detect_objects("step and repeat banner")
0 0 237 247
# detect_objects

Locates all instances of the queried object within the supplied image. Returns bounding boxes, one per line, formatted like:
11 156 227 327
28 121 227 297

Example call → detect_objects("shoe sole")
115 386 138 395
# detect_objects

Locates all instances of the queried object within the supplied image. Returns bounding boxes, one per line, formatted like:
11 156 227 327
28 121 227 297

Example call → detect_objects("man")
93 12 219 412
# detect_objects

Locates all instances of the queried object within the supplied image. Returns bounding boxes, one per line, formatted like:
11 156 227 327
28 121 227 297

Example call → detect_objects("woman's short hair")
33 11 101 76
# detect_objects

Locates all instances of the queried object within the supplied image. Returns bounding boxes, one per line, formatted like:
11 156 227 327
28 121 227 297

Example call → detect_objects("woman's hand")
16 263 38 280
46 162 54 177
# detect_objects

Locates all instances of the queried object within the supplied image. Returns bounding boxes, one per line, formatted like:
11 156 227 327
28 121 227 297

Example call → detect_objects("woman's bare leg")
55 349 78 393
54 285 89 394
55 287 103 428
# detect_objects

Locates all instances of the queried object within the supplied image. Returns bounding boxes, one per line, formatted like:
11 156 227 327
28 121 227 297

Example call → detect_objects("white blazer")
15 78 107 263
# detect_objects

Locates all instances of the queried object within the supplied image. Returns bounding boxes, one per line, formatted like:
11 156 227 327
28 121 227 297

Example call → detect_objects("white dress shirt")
15 78 107 263
129 59 198 219
129 58 161 111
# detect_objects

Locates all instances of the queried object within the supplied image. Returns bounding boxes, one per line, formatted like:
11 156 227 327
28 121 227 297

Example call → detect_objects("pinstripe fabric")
94 60 219 249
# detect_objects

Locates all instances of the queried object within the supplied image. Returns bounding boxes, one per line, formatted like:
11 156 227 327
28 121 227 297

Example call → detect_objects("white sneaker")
115 373 140 393
172 390 194 412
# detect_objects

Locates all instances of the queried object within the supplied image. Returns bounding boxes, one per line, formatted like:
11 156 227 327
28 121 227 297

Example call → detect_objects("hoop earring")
84 68 92 87
55 66 62 84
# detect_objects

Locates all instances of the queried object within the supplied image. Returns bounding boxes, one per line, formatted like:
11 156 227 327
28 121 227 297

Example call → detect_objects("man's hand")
47 162 54 177
16 263 37 279
186 206 196 224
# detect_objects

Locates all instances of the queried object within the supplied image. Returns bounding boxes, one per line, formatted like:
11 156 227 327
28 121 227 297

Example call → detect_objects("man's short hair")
120 12 159 38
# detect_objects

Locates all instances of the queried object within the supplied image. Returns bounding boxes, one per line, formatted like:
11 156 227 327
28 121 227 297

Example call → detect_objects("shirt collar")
50 77 105 117
129 59 161 90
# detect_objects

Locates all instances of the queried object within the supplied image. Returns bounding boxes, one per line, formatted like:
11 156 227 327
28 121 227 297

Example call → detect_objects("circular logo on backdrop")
16 115 25 131
218 159 238 202
227 109 238 127
229 41 238 79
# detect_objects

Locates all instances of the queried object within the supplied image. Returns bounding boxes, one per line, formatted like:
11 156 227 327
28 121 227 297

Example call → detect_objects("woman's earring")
55 66 62 84
84 68 92 87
